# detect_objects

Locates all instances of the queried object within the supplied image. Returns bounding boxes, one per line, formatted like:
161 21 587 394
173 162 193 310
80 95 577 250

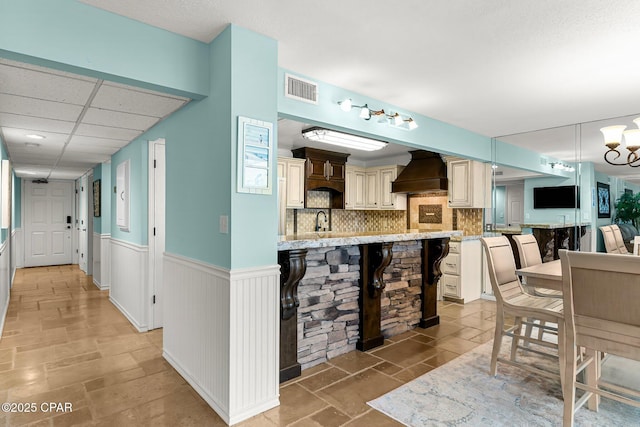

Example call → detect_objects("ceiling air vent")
285 73 318 104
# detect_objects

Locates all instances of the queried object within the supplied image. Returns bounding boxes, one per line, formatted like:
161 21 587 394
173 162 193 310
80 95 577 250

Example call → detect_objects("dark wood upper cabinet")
291 147 350 209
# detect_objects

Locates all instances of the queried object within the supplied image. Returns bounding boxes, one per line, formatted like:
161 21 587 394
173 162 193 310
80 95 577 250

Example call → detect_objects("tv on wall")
533 185 580 209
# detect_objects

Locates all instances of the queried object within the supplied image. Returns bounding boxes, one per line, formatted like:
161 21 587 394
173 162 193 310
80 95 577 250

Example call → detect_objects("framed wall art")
237 116 273 195
93 179 101 217
597 182 611 218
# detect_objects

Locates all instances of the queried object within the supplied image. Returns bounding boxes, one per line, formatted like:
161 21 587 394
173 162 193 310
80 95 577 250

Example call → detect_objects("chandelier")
600 118 640 167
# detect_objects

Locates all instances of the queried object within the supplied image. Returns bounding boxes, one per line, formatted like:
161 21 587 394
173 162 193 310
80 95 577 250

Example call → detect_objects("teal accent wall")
92 165 102 234
494 186 506 225
147 25 278 269
111 141 148 245
12 174 20 230
101 163 111 235
0 0 209 99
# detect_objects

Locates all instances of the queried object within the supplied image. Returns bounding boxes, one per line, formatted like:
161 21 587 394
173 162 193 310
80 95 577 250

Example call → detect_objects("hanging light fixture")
302 127 388 151
337 98 418 130
600 117 640 167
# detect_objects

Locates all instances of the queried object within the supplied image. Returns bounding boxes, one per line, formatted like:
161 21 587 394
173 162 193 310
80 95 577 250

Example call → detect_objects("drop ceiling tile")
68 134 129 148
0 113 75 133
1 127 68 145
82 107 158 131
0 93 83 122
74 123 142 140
65 143 119 155
9 153 59 164
60 151 111 162
49 168 93 180
0 58 97 82
103 80 189 99
0 62 96 104
91 84 188 117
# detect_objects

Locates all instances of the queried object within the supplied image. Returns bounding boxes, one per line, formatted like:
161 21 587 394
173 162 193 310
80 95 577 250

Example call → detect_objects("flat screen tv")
533 185 580 209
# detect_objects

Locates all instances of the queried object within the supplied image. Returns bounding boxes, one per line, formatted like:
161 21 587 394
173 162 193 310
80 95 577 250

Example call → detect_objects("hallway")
0 266 497 426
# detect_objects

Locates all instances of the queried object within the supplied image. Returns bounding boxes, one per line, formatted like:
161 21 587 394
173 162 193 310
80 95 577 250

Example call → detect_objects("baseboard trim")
93 278 109 290
0 294 9 341
109 296 148 332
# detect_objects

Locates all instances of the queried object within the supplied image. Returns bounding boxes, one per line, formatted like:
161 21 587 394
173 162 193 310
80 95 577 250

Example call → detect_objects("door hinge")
154 159 157 168
76 249 78 253
152 295 156 304
153 227 156 236
75 189 78 194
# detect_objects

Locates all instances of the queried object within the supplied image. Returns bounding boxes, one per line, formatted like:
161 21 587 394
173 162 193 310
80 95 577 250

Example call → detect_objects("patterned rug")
368 337 640 426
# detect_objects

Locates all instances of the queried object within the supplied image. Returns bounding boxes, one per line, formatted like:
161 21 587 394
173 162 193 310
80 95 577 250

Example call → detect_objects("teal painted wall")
0 0 209 99
494 186 506 225
93 165 102 234
12 174 20 230
111 141 148 245
101 164 111 235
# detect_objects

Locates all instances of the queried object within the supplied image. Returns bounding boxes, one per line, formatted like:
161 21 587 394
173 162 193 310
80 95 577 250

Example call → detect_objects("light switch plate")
219 215 229 234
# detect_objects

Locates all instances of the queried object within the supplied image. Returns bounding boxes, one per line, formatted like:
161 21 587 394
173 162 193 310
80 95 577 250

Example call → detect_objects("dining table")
515 259 562 292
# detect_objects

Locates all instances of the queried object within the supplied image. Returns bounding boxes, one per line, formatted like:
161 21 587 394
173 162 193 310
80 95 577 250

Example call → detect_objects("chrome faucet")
315 210 328 231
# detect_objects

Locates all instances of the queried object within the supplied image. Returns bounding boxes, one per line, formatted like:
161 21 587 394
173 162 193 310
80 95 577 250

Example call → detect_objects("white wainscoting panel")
0 240 9 337
110 238 148 332
92 232 101 288
163 253 280 425
228 264 280 424
12 228 23 271
100 234 111 289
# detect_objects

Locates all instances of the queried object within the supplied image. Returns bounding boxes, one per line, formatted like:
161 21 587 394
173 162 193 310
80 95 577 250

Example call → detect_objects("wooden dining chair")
559 250 640 427
480 236 565 381
599 225 628 254
513 234 562 298
610 224 630 254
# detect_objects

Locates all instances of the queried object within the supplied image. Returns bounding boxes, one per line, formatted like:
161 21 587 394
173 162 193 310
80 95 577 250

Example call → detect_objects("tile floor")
0 265 498 426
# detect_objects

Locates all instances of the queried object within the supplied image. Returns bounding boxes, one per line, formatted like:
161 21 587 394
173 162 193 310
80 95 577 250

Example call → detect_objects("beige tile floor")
0 265 498 426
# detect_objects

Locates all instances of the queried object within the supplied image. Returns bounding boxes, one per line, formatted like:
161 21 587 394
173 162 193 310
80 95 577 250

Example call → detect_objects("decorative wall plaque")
419 205 442 224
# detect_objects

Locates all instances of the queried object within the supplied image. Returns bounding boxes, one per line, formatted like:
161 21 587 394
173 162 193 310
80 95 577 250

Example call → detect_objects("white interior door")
24 180 73 267
506 184 524 227
151 141 166 329
78 175 88 273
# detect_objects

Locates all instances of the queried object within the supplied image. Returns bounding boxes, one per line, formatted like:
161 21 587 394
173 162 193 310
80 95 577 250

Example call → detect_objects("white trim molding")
110 238 148 332
93 233 111 290
0 240 10 338
163 253 280 425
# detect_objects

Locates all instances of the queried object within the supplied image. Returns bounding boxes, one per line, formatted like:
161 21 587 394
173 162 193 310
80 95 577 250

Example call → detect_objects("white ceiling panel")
0 61 96 104
57 155 110 166
65 143 118 155
68 134 129 148
0 58 97 82
82 107 158 130
1 127 69 145
49 168 93 179
0 113 75 134
92 83 188 117
74 123 142 140
0 93 83 122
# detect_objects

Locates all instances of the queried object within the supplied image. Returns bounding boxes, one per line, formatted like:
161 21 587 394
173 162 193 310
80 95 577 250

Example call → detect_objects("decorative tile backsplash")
283 190 483 235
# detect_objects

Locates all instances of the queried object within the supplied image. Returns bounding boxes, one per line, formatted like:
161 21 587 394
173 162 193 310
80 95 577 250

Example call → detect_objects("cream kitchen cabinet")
378 165 407 210
447 158 491 208
345 165 366 209
364 169 379 209
277 157 306 209
345 165 406 210
441 239 482 303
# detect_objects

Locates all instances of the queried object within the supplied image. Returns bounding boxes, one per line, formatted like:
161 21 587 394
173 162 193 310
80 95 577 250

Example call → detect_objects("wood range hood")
391 150 448 193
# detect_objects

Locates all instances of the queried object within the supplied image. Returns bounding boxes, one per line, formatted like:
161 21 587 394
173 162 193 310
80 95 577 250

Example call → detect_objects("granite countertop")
520 222 591 229
277 230 463 250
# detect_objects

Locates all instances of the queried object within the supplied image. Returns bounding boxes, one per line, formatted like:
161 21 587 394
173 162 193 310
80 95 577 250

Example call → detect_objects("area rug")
368 337 640 426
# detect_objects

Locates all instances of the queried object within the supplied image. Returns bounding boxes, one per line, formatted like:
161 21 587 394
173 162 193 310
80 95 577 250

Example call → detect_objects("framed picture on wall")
597 182 610 218
237 116 273 195
93 179 101 217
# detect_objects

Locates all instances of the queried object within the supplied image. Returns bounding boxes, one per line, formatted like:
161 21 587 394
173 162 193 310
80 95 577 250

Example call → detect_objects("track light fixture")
337 98 418 130
550 162 575 172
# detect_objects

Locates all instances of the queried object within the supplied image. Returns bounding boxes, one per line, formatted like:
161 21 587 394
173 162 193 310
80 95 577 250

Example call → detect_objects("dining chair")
480 236 565 381
513 234 562 298
559 249 640 427
599 225 629 254
513 233 562 341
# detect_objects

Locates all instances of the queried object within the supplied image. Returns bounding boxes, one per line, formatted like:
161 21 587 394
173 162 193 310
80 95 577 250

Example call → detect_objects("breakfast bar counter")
277 230 461 382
